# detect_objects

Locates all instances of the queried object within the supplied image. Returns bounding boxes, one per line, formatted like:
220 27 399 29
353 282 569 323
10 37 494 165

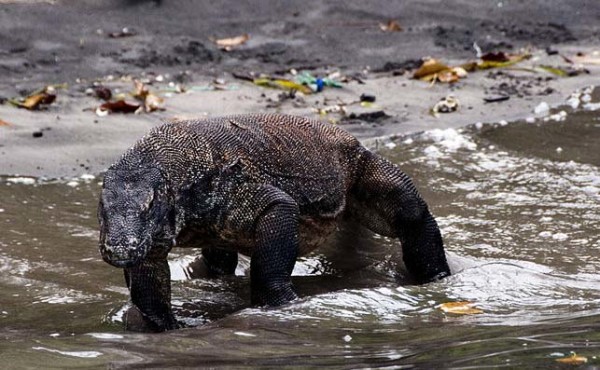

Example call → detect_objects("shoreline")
1 1 599 178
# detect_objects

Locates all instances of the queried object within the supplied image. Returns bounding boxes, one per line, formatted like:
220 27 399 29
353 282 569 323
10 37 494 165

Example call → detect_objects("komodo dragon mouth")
99 237 151 268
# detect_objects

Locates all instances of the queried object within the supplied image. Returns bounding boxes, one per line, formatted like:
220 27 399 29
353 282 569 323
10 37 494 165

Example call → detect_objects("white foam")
32 346 103 358
6 177 36 185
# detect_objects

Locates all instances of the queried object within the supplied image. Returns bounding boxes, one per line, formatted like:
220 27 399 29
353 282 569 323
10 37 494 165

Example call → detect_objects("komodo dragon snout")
98 166 175 268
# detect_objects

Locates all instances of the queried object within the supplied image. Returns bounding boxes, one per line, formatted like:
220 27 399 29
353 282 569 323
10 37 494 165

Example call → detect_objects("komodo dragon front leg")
350 150 451 283
124 257 179 331
221 184 300 306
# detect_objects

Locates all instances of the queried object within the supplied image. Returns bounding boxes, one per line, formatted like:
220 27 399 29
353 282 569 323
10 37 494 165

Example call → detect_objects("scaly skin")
98 113 450 331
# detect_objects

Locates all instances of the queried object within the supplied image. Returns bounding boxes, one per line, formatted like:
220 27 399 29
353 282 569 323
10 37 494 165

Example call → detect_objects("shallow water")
1 108 599 368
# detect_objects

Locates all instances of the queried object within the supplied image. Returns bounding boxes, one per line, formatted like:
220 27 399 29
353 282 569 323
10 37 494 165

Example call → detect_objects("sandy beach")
1 0 599 177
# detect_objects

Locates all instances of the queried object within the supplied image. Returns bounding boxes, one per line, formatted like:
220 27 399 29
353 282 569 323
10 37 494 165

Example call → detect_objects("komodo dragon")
98 113 451 331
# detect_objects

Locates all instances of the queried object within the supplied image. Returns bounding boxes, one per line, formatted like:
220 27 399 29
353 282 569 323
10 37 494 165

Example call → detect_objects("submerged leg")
124 258 178 332
349 150 451 283
201 247 238 276
247 188 300 306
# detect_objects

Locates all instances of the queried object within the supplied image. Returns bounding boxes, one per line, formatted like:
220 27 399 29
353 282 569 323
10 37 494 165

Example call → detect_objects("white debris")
581 94 592 103
556 147 563 153
525 117 536 123
343 335 353 342
474 122 483 130
66 181 79 187
384 142 397 149
498 120 508 126
533 101 550 115
402 138 414 145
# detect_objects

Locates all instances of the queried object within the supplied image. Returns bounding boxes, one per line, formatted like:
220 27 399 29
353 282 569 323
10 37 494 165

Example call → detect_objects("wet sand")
0 0 599 177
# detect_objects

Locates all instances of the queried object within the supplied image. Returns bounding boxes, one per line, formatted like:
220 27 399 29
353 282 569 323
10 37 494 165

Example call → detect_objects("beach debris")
413 59 468 84
484 95 510 103
438 301 483 315
379 19 403 32
316 104 347 116
413 58 450 79
32 131 43 138
96 100 141 116
474 51 531 70
360 93 376 103
431 96 460 116
345 110 389 122
253 77 313 94
9 86 57 110
0 118 11 127
213 34 249 51
132 80 165 112
555 353 588 365
108 27 136 38
86 85 112 101
296 71 342 92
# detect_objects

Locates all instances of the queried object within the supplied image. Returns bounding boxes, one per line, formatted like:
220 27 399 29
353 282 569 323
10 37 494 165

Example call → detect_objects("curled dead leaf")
97 100 141 115
555 354 588 365
133 79 149 100
413 58 450 79
438 301 482 315
379 20 403 32
10 86 57 110
214 34 249 51
144 93 165 112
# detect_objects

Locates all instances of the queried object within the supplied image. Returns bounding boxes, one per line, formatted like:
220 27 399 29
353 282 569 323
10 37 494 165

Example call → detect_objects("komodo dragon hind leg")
349 150 451 284
201 247 238 276
246 187 300 306
124 258 179 332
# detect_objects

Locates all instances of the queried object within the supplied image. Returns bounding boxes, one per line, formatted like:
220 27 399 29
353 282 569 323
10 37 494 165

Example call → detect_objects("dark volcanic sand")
1 0 599 94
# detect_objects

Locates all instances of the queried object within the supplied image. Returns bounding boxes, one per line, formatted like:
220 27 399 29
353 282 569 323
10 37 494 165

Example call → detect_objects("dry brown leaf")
555 354 588 365
144 93 165 112
439 301 483 315
16 92 56 110
413 59 450 79
379 20 403 32
214 34 249 51
133 80 149 100
97 100 141 115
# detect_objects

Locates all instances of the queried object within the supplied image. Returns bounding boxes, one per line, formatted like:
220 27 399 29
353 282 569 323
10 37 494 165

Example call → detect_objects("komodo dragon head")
98 166 175 268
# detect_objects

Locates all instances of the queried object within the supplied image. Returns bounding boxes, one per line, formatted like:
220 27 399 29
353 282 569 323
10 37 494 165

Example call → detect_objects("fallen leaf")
480 51 511 62
0 118 12 126
379 20 403 32
133 79 149 100
143 93 165 112
555 354 588 365
214 34 249 51
477 52 531 70
438 301 482 315
10 87 57 110
413 58 450 79
93 86 112 101
97 100 141 115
